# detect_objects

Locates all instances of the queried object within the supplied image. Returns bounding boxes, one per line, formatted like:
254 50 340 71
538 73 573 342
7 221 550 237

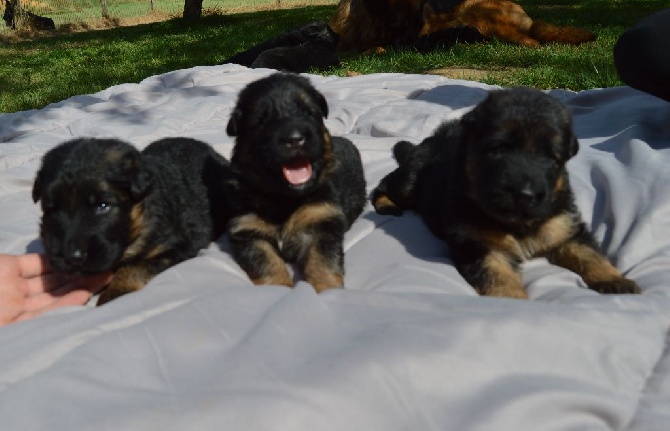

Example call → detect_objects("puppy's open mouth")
282 156 313 186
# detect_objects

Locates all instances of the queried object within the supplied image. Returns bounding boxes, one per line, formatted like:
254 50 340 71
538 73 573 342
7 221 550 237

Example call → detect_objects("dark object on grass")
3 0 56 30
223 21 340 73
613 8 670 102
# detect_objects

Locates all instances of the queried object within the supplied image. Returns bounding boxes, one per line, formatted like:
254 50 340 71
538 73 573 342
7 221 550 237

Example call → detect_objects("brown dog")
329 0 595 52
372 87 640 299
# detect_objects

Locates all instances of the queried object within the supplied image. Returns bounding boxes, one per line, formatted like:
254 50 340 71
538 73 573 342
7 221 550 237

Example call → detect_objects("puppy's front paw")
478 283 529 300
96 287 127 306
372 192 404 216
96 265 155 306
589 278 641 294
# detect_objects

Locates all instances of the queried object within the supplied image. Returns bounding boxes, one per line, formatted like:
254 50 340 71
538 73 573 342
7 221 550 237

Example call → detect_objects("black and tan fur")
32 137 231 304
225 73 366 292
372 87 640 299
329 0 595 52
3 0 55 30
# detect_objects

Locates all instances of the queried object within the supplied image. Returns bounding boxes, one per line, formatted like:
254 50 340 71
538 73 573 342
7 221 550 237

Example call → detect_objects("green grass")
1 0 667 113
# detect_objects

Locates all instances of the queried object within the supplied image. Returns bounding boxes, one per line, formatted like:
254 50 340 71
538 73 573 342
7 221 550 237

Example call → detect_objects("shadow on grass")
0 6 336 113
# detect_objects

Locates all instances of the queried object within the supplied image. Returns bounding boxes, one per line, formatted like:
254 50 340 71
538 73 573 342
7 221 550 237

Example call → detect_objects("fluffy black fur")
223 21 340 73
32 137 232 304
226 72 366 292
373 87 640 298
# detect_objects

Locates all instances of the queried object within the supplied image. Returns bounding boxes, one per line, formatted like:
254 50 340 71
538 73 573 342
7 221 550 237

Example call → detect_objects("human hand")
0 253 113 326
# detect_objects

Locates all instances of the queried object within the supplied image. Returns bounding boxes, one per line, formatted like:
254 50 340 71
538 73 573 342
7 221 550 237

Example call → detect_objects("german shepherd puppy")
372 87 640 299
32 137 231 304
329 0 595 52
225 73 366 292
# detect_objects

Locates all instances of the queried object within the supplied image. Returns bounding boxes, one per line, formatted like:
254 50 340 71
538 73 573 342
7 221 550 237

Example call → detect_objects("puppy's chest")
231 201 342 259
473 212 577 260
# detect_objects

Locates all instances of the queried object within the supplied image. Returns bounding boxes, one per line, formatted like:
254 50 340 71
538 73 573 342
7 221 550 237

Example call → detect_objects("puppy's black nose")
515 183 545 207
283 130 305 148
65 248 87 266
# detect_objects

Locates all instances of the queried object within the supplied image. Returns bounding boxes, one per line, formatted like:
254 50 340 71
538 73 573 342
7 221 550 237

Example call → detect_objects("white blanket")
1 65 668 431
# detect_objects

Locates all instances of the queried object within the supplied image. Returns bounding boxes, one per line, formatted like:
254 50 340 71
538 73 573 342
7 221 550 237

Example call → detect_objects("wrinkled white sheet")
0 65 669 431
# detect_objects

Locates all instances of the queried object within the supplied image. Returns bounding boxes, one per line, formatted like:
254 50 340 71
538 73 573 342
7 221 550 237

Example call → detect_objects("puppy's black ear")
32 170 44 203
567 134 579 159
110 152 153 200
130 169 153 200
313 90 329 118
226 108 241 136
459 106 479 131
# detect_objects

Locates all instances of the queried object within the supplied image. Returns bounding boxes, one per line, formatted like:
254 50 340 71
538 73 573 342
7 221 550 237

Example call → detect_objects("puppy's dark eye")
487 145 503 157
95 202 112 214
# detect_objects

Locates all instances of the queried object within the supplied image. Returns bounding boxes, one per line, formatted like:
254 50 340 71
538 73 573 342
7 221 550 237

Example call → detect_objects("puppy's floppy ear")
226 108 242 137
312 90 329 119
109 152 153 200
32 169 44 203
31 138 80 203
567 133 579 159
130 169 153 200
459 106 479 132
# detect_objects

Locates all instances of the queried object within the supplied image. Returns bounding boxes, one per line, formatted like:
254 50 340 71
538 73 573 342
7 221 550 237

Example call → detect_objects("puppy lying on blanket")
372 87 640 299
225 73 366 292
32 137 232 305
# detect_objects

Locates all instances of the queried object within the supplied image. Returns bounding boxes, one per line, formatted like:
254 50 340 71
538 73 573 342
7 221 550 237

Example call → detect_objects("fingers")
15 290 94 322
24 273 69 295
25 270 113 296
16 253 52 278
21 272 112 312
64 272 114 295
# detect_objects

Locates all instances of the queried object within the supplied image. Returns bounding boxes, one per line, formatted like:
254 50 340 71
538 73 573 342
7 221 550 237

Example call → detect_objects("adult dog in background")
372 88 640 299
225 73 366 292
329 0 596 52
3 0 55 30
32 137 231 305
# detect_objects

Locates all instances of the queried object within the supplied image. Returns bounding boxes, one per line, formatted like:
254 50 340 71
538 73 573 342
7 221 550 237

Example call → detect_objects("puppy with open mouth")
225 73 366 292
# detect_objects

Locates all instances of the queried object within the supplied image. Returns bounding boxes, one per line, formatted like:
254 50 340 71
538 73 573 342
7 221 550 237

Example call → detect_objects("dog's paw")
588 278 641 294
478 284 529 300
372 192 404 216
96 287 127 306
363 46 386 55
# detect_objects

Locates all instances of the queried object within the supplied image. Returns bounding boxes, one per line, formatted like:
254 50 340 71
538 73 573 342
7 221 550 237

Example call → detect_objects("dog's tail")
529 20 596 45
393 140 416 163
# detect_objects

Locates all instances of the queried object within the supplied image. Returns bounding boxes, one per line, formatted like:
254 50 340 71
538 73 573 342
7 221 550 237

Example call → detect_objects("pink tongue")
282 158 312 185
